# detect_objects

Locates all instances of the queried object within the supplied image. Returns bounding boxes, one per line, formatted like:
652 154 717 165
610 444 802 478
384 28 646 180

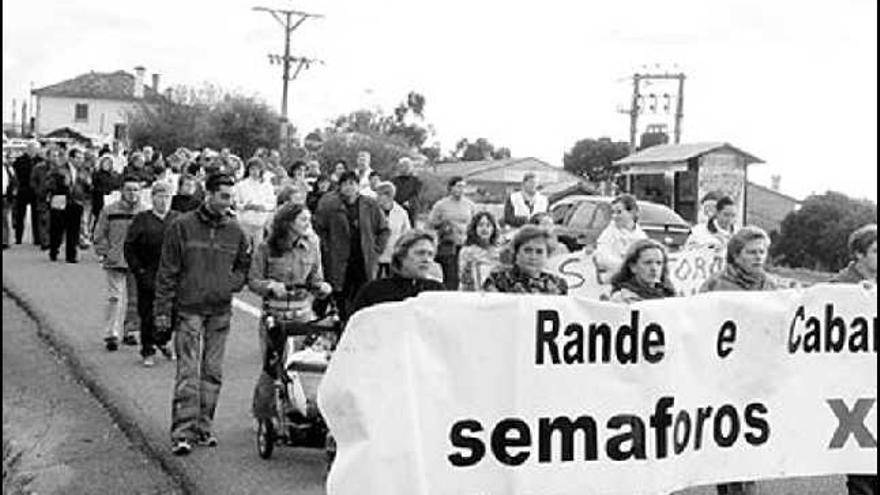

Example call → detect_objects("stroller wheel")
256 419 276 459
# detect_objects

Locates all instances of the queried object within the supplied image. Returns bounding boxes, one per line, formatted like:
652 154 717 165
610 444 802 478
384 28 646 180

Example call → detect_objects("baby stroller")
255 283 342 466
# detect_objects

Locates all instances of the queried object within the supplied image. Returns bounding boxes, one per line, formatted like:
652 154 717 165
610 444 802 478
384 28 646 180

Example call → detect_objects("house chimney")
133 66 146 98
151 73 160 93
770 175 781 191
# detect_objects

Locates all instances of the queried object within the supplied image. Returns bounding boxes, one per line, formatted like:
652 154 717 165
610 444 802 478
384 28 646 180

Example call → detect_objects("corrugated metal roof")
32 70 163 103
613 142 763 166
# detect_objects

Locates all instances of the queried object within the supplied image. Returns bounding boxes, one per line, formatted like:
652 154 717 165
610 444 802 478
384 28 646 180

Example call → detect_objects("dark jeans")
49 203 83 261
339 257 368 321
2 197 10 247
13 191 39 244
36 201 50 248
435 245 461 290
847 475 877 495
136 286 169 357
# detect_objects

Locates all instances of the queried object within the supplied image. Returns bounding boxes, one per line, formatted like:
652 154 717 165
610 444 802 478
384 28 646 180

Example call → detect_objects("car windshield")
639 202 688 226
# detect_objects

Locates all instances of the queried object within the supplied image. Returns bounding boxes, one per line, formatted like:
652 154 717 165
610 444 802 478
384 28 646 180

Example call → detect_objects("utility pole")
621 71 686 153
253 6 323 148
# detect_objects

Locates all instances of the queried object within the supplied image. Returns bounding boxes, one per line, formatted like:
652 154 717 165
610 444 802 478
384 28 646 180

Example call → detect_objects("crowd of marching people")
2 140 876 493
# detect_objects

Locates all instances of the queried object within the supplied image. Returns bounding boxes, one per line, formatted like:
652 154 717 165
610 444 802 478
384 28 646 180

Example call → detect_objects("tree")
770 191 877 272
331 91 432 150
128 83 280 158
128 99 207 155
452 137 512 161
562 137 630 182
203 96 280 159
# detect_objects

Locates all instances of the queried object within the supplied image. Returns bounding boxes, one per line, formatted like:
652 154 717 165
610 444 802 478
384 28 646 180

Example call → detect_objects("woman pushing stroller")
248 203 332 426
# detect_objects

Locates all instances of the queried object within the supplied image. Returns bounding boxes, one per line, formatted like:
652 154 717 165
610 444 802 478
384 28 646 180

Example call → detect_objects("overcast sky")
3 0 876 201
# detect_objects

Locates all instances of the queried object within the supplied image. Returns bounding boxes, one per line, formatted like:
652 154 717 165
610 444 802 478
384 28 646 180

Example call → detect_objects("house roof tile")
32 70 163 103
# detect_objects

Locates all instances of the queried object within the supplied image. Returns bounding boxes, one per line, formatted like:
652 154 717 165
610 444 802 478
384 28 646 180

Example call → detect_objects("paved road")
2 244 850 494
3 295 183 495
3 246 327 495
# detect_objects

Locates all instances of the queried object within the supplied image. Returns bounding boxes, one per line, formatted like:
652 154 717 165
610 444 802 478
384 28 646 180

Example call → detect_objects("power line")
252 5 324 145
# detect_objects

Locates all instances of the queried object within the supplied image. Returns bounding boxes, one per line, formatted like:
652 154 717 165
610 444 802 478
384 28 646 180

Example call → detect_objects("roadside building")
31 66 164 149
612 142 764 227
428 157 582 204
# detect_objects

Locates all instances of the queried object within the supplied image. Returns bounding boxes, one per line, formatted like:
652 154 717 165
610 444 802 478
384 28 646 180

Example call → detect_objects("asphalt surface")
3 295 182 494
1 240 852 495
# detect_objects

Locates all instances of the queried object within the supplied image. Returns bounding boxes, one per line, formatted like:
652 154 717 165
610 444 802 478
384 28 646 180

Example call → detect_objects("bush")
770 191 877 272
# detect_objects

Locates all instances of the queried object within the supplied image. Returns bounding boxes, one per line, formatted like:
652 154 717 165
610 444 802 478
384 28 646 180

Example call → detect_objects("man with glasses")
94 175 147 351
153 173 251 456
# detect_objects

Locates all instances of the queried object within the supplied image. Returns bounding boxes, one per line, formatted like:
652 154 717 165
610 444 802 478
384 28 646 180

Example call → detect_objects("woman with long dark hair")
248 203 331 426
458 211 502 291
608 239 676 303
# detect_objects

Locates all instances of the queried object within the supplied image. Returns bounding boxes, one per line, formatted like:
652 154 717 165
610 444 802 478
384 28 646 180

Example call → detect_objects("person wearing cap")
124 181 179 367
391 156 422 227
349 229 445 317
503 172 548 228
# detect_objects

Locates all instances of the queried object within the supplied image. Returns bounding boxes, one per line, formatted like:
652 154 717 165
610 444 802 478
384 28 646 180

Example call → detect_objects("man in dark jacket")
154 173 250 456
314 171 390 321
46 148 90 263
124 181 178 367
829 224 877 495
11 142 42 245
390 157 422 227
30 147 57 250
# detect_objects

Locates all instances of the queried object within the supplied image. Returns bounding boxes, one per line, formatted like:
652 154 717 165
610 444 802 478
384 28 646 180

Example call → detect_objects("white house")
31 66 163 146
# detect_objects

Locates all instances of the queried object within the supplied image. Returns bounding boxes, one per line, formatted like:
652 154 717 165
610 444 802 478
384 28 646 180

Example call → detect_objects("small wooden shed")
612 142 764 226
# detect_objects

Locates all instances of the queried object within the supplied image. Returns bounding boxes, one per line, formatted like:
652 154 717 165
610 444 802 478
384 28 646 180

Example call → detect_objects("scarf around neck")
613 278 676 300
721 261 767 291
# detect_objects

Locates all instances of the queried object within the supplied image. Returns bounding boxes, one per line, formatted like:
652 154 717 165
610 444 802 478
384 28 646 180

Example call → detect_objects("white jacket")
510 191 548 218
593 222 648 274
685 220 732 253
379 202 412 263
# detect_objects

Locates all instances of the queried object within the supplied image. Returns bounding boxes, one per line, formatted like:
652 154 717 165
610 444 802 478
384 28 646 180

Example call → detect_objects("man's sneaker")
142 356 155 368
122 335 138 346
171 439 192 456
105 337 119 352
196 433 218 448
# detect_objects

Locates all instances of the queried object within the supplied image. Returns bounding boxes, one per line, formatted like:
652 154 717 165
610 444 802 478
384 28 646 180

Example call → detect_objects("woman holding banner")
700 225 779 495
594 194 647 279
458 211 502 291
608 239 676 303
482 225 568 295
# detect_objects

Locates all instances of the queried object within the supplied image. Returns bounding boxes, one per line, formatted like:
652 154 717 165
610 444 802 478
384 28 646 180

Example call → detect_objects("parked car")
549 195 691 252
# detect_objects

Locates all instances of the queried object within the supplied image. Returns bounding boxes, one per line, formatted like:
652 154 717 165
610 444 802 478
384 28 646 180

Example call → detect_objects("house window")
74 103 88 122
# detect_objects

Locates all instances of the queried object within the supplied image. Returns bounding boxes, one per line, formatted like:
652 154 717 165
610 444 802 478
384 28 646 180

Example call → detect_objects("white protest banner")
549 247 725 299
319 285 877 495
